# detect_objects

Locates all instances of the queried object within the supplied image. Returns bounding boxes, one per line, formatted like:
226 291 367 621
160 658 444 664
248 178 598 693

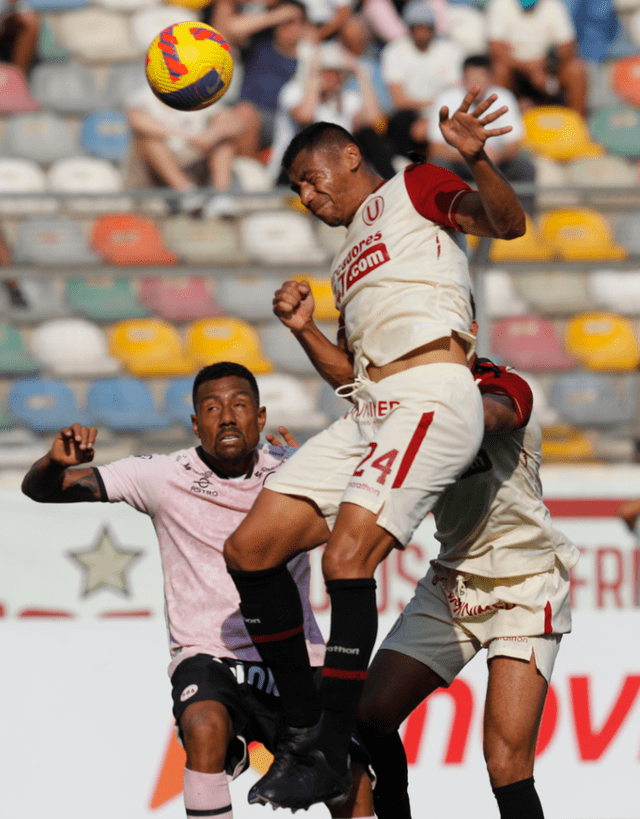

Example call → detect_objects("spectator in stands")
0 0 38 74
428 54 536 214
486 0 587 117
380 0 463 158
269 40 395 182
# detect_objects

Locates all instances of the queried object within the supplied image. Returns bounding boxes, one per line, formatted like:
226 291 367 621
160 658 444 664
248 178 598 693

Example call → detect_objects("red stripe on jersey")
544 601 552 634
392 411 434 488
404 162 472 231
252 624 304 643
322 668 368 680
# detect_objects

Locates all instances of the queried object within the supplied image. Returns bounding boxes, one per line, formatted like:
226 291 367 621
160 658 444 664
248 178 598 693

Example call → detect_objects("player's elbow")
500 213 526 240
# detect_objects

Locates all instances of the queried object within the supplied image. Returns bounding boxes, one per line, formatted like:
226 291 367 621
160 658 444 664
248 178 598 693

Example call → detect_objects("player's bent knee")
485 745 534 788
180 704 232 769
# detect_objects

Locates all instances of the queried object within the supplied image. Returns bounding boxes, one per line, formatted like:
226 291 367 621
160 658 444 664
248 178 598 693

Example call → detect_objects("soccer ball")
146 21 234 111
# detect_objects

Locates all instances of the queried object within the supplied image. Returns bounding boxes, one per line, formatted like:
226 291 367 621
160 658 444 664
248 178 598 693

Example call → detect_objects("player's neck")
195 446 258 480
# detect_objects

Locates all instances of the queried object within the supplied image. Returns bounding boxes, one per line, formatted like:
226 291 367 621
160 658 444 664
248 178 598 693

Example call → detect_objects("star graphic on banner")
68 526 143 597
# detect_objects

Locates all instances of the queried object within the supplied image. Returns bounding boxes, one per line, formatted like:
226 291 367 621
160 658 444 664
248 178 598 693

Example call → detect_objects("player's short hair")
273 0 307 18
281 121 362 175
192 362 260 410
462 54 492 72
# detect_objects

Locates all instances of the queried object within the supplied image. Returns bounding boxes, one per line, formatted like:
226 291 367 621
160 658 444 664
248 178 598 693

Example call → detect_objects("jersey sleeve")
479 368 534 429
404 162 472 231
96 455 165 515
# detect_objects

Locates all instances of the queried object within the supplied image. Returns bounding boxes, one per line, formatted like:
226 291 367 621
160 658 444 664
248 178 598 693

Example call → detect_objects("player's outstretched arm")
274 279 355 390
22 424 102 504
439 86 526 241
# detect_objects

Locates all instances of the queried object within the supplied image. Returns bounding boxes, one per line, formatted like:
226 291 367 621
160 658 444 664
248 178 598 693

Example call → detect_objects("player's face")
192 376 266 474
288 145 359 227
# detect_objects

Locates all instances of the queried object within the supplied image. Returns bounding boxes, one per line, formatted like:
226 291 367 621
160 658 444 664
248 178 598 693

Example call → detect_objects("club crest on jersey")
363 196 384 225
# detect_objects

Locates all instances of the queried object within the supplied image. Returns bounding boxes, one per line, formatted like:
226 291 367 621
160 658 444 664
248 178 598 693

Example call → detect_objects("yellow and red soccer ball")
146 21 234 111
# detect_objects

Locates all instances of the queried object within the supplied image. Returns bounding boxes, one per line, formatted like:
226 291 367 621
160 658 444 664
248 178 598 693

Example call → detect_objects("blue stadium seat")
549 373 636 426
9 378 90 432
87 377 173 431
164 377 194 429
259 321 321 375
28 0 87 9
80 111 130 161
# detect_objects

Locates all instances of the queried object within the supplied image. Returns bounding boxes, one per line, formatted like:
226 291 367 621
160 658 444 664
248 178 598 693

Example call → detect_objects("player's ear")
344 142 362 171
191 414 200 439
257 406 267 433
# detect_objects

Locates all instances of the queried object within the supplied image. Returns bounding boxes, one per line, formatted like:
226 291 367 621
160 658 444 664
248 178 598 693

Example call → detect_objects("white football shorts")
264 363 484 548
379 559 572 684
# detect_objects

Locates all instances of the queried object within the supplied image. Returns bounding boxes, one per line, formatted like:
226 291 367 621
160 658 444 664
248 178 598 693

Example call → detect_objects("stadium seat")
87 377 173 431
37 18 69 61
48 157 124 194
109 318 196 377
0 158 56 216
66 276 148 321
539 209 627 261
318 381 352 423
589 105 640 158
586 60 621 114
531 155 568 189
259 321 322 375
30 318 121 377
0 428 48 468
483 269 529 318
564 155 637 188
293 275 339 321
565 312 640 370
628 7 640 47
611 55 640 108
0 64 40 114
92 214 178 265
215 274 286 322
588 269 640 314
549 372 636 426
612 209 640 255
161 216 248 264
14 216 100 266
240 211 327 265
130 6 195 52
164 376 194 429
490 315 577 371
9 378 90 432
232 156 274 193
0 323 40 375
58 8 141 62
515 373 560 426
103 62 147 110
256 373 328 430
94 0 157 11
0 404 16 430
27 0 87 10
185 318 273 373
541 425 595 462
6 277 71 324
489 216 556 262
138 276 224 321
5 112 78 164
521 107 604 162
30 63 98 114
81 111 131 162
516 270 592 315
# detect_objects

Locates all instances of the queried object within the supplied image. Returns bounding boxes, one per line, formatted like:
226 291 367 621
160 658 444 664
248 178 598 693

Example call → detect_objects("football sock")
360 728 411 819
228 564 321 728
319 578 378 775
183 769 232 818
492 776 544 819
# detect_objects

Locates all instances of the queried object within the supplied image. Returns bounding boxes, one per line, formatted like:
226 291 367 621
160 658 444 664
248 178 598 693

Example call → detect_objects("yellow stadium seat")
109 318 196 377
541 425 595 462
539 209 627 261
565 312 640 371
185 318 273 373
489 216 556 262
293 275 340 321
521 106 605 162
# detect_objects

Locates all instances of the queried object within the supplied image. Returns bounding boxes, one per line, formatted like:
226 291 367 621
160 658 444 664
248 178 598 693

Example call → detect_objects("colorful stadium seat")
215 274 286 322
92 214 178 265
30 63 98 114
549 372 636 426
87 377 173 431
483 269 529 318
0 158 55 216
81 111 131 162
58 8 141 62
612 55 640 108
138 276 224 321
48 157 125 195
564 155 637 188
589 105 640 158
27 0 86 10
108 318 196 377
256 373 328 430
565 312 640 370
240 211 327 265
539 209 627 261
0 323 40 375
0 64 40 114
30 318 120 377
14 216 100 266
185 318 273 373
9 378 90 432
259 321 325 375
541 425 595 462
164 377 194 429
5 112 78 164
521 106 604 162
490 315 577 371
293 275 339 321
66 276 149 321
489 216 556 262
516 270 592 315
37 18 69 61
588 269 640 314
161 216 248 265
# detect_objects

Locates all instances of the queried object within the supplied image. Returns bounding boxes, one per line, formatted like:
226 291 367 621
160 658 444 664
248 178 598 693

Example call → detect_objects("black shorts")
171 654 322 779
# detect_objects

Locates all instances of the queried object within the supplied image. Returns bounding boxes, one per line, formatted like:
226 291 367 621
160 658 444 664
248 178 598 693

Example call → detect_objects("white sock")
183 769 232 818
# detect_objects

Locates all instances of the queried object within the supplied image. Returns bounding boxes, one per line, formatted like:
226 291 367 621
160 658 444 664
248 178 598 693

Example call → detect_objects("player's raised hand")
273 279 316 332
265 426 300 448
49 424 98 467
439 86 512 161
